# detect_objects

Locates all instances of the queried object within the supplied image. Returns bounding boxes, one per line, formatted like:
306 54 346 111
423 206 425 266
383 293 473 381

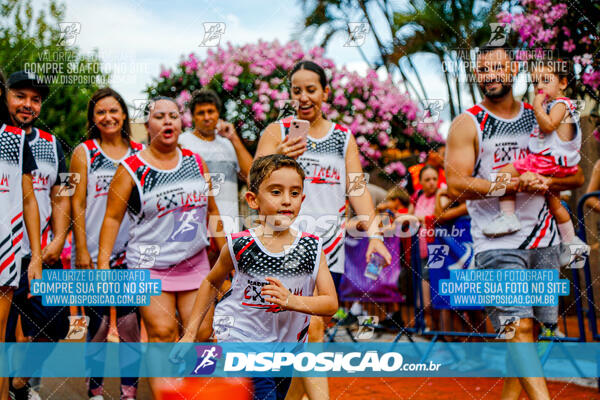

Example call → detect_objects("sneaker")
559 237 590 268
552 328 566 338
378 311 405 331
338 312 358 327
9 382 41 400
332 308 348 322
28 389 41 400
483 213 521 237
540 326 566 339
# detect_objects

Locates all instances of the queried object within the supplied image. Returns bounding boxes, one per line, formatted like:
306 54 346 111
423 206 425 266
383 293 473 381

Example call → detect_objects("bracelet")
284 293 291 309
368 235 384 241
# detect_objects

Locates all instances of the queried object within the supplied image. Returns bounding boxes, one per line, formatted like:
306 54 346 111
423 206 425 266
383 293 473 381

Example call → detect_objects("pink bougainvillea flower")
151 40 433 173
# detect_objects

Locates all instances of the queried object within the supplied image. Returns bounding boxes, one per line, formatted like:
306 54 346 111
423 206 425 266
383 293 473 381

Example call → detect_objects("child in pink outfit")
484 58 589 266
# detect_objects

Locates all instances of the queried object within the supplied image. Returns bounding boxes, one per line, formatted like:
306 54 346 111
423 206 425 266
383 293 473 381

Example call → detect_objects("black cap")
7 71 49 99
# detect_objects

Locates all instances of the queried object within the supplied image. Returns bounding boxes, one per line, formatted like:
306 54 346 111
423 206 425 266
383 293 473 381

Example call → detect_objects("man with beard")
5 71 71 400
445 46 584 399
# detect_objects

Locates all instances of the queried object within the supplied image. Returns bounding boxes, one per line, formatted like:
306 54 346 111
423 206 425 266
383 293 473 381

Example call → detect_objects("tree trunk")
455 65 463 113
405 55 429 102
468 82 478 106
439 53 456 119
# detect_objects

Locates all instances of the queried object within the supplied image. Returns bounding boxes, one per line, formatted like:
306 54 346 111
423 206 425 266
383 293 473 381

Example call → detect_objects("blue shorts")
6 257 70 342
474 245 561 331
251 377 292 400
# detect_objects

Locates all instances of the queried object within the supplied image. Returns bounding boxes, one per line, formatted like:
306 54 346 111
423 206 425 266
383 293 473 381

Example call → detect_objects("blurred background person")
412 165 439 330
178 88 252 239
408 142 446 195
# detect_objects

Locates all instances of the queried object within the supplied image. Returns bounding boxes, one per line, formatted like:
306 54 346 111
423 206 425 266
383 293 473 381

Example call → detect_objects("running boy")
178 154 338 399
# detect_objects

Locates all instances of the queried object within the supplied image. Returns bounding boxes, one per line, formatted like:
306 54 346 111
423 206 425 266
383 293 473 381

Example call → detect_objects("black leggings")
85 305 140 398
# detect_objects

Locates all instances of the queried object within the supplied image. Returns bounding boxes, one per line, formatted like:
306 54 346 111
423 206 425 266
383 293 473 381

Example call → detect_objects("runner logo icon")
192 345 223 375
169 209 199 242
426 245 449 269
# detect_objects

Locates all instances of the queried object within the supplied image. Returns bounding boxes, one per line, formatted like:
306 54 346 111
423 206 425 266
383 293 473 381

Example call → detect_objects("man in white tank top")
178 89 252 235
445 45 584 399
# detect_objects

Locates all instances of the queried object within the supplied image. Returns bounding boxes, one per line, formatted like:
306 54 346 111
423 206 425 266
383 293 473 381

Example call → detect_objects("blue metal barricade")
575 191 600 389
576 191 600 341
328 203 590 350
411 215 587 355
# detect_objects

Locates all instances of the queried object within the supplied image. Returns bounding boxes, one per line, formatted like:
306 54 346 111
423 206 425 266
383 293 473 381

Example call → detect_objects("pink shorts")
513 153 578 178
149 248 210 292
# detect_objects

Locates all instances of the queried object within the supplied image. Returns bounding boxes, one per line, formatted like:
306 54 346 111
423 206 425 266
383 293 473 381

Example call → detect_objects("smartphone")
364 253 386 280
288 119 309 141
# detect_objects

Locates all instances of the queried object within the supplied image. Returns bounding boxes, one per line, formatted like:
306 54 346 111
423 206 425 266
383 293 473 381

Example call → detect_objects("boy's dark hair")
143 96 178 122
87 87 132 141
249 154 305 193
188 88 222 115
385 186 411 207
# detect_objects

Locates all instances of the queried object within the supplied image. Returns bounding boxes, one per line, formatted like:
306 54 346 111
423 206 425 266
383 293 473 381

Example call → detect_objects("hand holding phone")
288 119 309 141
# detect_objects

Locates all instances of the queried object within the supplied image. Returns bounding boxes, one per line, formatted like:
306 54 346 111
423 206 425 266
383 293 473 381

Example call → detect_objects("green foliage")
300 0 504 118
0 0 107 154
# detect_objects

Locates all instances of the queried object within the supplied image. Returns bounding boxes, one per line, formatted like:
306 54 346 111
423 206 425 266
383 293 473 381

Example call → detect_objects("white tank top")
71 139 144 267
279 117 350 274
214 229 320 342
0 124 26 286
21 129 59 254
527 97 581 168
464 103 559 254
121 148 210 269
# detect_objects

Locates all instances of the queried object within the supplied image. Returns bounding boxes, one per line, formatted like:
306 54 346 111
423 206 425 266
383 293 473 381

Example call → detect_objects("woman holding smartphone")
255 60 391 400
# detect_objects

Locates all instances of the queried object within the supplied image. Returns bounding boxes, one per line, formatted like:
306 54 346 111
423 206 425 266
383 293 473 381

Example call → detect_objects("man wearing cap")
5 71 70 400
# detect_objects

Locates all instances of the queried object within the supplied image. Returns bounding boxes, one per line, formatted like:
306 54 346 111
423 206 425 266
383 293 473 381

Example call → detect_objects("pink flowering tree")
498 1 599 99
145 40 442 174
